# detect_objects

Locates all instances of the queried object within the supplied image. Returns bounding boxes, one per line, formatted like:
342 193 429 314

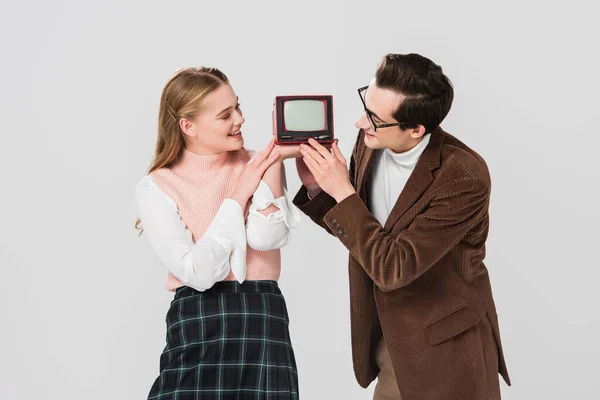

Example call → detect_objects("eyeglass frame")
357 85 414 132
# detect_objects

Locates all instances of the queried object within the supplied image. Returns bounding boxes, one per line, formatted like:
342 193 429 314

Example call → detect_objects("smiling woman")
133 67 301 399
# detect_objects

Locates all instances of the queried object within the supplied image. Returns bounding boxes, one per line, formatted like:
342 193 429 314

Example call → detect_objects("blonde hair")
135 67 229 235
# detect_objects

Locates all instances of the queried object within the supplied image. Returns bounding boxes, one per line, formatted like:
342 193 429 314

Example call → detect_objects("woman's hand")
230 139 280 209
273 143 302 160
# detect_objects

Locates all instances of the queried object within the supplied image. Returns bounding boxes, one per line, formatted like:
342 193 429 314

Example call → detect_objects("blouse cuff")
250 180 301 229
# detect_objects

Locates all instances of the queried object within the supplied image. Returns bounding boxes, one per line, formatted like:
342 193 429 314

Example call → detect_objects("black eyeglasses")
358 86 409 132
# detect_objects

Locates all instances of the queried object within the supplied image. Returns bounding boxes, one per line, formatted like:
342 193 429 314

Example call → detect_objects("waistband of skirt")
174 280 281 300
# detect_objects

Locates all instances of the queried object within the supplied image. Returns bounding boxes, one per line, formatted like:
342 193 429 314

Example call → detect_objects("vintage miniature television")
272 95 334 144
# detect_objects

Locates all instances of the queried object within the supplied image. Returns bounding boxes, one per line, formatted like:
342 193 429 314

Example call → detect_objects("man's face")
355 79 424 153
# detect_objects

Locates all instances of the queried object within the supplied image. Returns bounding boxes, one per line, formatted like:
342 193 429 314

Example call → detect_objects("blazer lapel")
383 128 445 230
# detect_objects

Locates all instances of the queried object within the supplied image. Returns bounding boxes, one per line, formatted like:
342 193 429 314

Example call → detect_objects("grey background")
1 0 598 399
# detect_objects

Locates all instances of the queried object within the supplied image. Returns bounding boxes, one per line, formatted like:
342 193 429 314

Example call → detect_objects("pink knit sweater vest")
151 148 281 291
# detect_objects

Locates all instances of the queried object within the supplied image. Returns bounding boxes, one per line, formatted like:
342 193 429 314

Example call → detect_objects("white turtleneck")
368 134 431 225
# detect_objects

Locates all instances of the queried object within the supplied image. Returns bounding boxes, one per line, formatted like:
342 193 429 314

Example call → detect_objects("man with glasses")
292 53 510 399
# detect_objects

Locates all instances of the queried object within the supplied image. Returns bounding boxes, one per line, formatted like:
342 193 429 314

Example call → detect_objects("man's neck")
388 136 424 154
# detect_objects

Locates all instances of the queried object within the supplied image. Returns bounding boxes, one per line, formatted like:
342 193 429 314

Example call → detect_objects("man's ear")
409 125 426 139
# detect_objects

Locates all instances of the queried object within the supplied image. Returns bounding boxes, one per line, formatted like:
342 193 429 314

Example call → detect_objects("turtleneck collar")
172 148 231 176
385 134 431 167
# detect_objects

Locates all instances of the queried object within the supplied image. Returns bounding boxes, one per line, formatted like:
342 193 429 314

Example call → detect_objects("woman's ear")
179 118 196 138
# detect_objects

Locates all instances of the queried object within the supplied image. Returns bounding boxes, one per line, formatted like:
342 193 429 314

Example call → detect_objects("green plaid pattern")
148 280 299 399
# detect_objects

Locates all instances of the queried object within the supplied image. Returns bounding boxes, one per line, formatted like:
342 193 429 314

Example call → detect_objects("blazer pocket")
424 304 481 345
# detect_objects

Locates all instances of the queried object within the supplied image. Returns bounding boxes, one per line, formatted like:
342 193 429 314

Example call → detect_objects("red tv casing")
272 95 335 145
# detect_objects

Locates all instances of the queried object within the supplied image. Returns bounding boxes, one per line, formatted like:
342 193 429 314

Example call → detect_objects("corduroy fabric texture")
294 128 510 400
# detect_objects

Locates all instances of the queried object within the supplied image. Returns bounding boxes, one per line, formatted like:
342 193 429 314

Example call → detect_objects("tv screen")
273 94 334 144
283 100 326 131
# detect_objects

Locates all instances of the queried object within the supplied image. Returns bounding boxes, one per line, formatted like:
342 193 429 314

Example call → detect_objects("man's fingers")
300 143 325 166
331 140 346 164
302 151 320 178
307 138 334 160
302 156 318 179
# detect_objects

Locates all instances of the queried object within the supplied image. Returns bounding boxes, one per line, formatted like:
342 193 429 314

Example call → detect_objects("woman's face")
181 83 245 154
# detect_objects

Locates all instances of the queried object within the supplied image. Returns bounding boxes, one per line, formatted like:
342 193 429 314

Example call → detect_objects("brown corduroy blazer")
293 127 511 400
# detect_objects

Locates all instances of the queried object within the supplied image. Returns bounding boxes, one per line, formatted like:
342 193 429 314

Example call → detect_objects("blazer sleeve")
292 133 361 235
321 177 489 292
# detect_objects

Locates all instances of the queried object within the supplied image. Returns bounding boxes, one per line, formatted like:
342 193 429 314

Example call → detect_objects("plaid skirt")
148 280 299 400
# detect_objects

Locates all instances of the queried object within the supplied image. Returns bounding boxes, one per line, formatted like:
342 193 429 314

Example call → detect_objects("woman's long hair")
135 67 229 235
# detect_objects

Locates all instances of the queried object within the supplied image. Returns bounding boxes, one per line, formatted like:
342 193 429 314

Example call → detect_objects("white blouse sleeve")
134 175 247 290
246 175 301 251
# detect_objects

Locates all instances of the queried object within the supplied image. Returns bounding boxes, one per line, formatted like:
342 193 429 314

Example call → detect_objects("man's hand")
296 157 322 198
299 139 355 203
282 142 325 199
275 140 332 161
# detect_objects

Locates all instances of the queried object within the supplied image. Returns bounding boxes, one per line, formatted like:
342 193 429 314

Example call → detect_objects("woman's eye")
221 103 241 119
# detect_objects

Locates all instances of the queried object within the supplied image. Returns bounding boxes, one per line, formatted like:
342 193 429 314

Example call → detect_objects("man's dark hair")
375 53 454 133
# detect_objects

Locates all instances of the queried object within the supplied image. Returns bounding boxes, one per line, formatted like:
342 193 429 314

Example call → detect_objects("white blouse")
135 176 300 291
